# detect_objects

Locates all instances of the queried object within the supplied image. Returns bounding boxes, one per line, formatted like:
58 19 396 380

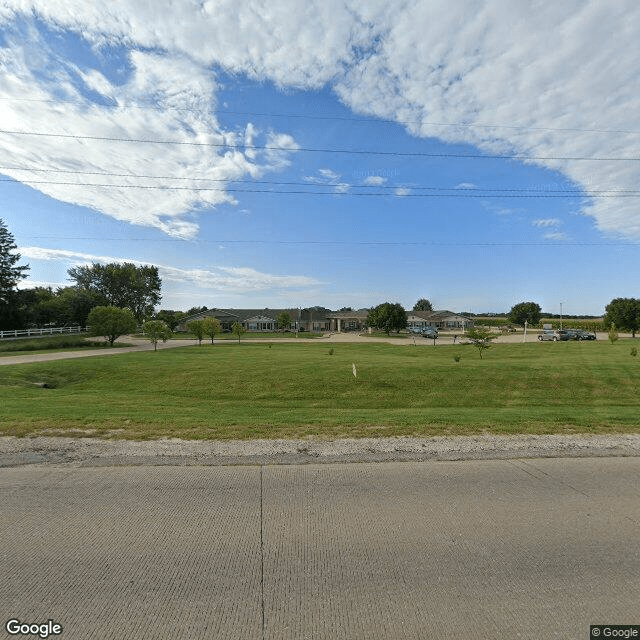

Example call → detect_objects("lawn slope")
1 341 638 440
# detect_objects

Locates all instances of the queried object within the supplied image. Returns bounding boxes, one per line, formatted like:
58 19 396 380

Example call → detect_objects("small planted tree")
87 305 137 347
202 316 222 344
608 323 619 344
143 320 172 351
465 326 497 359
232 321 246 344
187 319 206 345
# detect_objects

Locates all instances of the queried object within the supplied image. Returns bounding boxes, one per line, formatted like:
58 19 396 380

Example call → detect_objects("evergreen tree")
0 219 29 304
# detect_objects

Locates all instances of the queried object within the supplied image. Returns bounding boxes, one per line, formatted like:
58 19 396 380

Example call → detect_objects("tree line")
2 219 639 338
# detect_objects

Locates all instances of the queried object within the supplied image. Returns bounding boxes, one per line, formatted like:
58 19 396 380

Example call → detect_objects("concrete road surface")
2 457 639 639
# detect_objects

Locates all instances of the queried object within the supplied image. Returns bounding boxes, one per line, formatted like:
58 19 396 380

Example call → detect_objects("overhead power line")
18 235 640 247
2 96 639 135
0 128 639 161
3 177 639 197
0 164 635 193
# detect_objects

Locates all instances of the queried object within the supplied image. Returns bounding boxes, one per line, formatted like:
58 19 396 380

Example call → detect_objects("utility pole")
560 302 563 330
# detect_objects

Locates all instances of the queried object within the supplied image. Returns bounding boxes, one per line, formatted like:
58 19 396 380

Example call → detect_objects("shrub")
631 347 637 357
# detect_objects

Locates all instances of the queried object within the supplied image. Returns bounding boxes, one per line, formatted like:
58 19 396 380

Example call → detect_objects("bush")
631 347 637 357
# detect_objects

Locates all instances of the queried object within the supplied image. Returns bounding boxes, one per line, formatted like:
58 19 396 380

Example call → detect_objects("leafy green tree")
68 262 161 323
87 305 136 346
605 298 640 337
55 287 99 327
202 316 222 344
608 323 619 344
277 311 292 331
187 319 206 345
155 310 187 331
186 305 208 316
143 320 172 351
367 302 407 335
232 321 246 343
509 301 542 327
413 298 433 312
465 327 497 359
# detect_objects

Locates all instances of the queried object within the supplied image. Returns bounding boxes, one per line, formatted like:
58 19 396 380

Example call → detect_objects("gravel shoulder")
2 433 639 468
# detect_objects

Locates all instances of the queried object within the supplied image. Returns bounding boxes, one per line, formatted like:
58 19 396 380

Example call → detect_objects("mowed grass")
0 340 639 440
0 335 132 356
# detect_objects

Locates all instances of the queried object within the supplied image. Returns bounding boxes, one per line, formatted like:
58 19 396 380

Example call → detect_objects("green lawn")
0 335 132 357
1 340 639 440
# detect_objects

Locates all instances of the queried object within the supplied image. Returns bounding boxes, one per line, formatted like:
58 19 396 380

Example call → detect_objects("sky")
1 1 639 316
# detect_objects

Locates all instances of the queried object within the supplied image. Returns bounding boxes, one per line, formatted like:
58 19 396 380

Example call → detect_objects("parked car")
421 327 439 339
538 330 572 341
572 329 597 340
562 329 580 340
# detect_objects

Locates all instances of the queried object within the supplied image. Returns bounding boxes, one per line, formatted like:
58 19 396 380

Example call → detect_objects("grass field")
0 335 132 356
1 340 638 440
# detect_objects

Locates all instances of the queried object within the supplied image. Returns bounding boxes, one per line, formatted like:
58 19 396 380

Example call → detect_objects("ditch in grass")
1 340 638 440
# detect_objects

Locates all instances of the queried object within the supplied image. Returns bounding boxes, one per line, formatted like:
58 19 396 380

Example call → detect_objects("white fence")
0 326 88 340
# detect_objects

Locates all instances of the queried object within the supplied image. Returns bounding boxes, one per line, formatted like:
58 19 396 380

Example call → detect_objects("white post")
523 320 528 343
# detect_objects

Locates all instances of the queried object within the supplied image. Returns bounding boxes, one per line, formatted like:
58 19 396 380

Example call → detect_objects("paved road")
2 457 638 639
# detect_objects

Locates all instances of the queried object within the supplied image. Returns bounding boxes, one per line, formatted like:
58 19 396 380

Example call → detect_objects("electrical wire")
2 96 640 135
1 128 639 161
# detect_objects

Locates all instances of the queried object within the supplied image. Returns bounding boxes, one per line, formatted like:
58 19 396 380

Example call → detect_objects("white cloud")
363 176 386 186
395 187 411 197
455 183 476 190
543 232 567 241
2 1 640 238
19 246 322 292
304 168 350 193
0 23 298 238
532 218 562 228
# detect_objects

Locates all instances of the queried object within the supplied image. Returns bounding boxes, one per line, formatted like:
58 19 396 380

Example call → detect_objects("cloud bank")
2 1 640 237
19 246 321 292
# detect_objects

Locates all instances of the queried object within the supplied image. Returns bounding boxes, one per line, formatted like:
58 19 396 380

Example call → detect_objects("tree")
143 320 172 351
465 327 497 359
87 306 136 346
605 298 640 338
0 218 29 304
413 298 433 312
232 321 246 343
277 311 292 332
202 316 221 344
155 310 187 331
509 301 542 327
186 305 208 316
68 262 161 323
0 219 29 329
187 319 206 345
608 323 619 344
55 287 99 327
367 302 407 335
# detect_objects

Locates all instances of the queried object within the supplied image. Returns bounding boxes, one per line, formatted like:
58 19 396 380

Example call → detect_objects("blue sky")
1 2 639 315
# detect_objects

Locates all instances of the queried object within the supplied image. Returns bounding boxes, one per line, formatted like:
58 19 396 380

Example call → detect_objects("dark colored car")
421 327 439 339
572 329 597 340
